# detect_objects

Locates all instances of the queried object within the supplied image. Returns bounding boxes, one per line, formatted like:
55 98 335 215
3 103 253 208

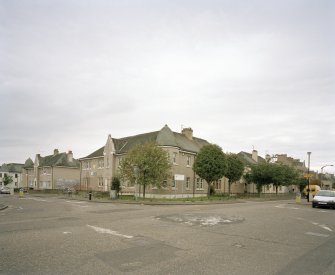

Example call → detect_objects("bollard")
295 192 301 204
88 192 92 200
19 188 24 198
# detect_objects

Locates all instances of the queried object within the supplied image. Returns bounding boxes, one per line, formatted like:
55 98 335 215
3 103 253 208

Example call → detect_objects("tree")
248 162 298 195
111 176 121 197
3 174 13 186
271 164 298 194
193 144 227 198
225 154 244 195
295 176 308 192
119 143 172 199
248 163 272 194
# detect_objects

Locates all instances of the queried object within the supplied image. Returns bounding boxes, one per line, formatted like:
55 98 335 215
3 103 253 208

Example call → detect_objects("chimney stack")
182 127 193 140
252 150 258 162
265 154 271 162
67 150 73 162
54 149 59 155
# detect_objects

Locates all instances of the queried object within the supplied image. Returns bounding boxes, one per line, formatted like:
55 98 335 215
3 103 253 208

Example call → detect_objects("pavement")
0 191 305 208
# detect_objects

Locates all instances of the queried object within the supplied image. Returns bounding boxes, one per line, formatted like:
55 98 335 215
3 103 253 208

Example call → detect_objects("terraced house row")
3 125 309 197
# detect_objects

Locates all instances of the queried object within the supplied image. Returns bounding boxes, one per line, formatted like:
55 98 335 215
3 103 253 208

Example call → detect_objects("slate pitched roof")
37 153 79 168
84 146 105 159
23 158 34 169
0 163 24 173
82 125 210 159
237 151 266 166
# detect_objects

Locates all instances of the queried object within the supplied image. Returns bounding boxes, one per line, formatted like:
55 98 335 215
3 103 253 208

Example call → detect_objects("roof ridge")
113 130 160 141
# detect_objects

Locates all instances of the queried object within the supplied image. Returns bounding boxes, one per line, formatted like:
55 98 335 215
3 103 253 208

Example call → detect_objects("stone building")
79 125 226 198
0 163 24 189
22 149 80 190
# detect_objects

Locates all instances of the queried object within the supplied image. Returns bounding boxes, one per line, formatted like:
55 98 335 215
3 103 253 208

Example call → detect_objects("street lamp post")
320 164 334 189
307 152 311 202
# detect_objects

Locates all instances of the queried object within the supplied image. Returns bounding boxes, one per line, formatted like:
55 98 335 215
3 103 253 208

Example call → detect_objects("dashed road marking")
22 197 48 202
65 201 88 207
87 225 133 239
305 232 329 238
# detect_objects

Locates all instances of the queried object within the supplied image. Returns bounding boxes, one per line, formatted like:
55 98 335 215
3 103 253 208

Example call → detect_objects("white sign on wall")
174 174 185 181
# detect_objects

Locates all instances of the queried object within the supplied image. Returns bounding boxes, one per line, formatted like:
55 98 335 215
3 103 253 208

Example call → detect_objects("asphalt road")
0 194 334 275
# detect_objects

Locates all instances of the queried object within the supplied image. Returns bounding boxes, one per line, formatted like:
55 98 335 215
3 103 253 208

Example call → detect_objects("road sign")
304 173 313 178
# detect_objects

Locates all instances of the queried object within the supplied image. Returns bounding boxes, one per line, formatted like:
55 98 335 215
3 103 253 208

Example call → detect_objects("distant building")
273 154 307 176
237 150 266 193
0 163 24 188
79 125 226 198
22 149 80 190
237 150 303 194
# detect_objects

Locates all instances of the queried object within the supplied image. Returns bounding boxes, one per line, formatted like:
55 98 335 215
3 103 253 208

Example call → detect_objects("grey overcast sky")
1 0 334 173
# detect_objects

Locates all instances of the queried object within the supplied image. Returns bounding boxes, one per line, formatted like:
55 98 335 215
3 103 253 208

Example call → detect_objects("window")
172 152 177 164
98 177 103 187
98 159 104 168
118 157 123 167
83 161 90 169
186 156 191 167
215 180 221 190
195 178 204 189
197 178 200 189
0 173 2 178
106 157 110 168
186 177 190 189
15 174 18 178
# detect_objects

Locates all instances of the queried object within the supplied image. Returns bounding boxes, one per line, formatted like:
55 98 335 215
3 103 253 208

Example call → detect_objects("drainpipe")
51 166 54 189
79 161 82 191
193 170 195 198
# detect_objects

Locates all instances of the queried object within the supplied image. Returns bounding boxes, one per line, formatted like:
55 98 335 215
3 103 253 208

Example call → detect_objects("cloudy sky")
1 0 334 173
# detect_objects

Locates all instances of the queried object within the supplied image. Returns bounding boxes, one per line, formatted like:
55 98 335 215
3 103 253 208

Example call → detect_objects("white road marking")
63 232 72 234
23 197 48 202
275 204 299 210
311 222 333 232
87 225 133 239
305 232 329 238
319 225 332 232
65 201 88 207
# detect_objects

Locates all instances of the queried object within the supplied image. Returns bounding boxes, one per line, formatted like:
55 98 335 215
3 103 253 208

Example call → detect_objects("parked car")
312 190 335 209
0 186 11 194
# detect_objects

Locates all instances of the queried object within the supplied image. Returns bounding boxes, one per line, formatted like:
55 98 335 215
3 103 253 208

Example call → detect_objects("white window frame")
186 156 191 167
